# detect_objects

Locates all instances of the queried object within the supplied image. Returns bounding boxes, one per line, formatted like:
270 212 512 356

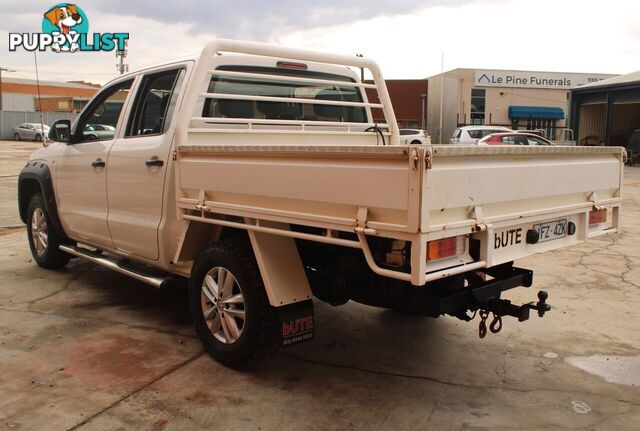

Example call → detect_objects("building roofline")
426 67 617 80
2 77 99 89
571 70 640 92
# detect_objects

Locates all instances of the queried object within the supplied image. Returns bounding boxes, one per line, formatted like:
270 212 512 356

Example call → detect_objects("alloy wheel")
31 208 48 256
200 267 246 344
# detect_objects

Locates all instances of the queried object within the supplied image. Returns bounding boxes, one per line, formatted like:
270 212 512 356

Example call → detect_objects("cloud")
1 0 638 86
277 0 640 78
85 0 464 39
1 0 469 83
0 13 215 84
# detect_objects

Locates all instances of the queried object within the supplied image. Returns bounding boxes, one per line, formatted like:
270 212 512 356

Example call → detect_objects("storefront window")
471 88 486 125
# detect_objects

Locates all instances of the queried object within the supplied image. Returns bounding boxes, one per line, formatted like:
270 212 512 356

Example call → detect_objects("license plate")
533 219 567 243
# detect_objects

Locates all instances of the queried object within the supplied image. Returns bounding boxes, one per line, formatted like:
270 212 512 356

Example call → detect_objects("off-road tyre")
189 239 278 369
26 193 70 269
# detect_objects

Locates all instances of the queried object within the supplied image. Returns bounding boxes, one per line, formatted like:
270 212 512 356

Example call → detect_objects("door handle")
91 159 106 168
145 159 164 167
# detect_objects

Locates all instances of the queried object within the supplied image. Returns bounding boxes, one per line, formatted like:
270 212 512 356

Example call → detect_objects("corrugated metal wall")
578 104 606 144
0 111 78 140
612 103 640 147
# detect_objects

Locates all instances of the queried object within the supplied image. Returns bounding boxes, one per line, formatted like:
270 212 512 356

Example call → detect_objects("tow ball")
477 291 551 339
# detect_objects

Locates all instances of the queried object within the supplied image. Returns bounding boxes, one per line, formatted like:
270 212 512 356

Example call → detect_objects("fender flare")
18 160 69 242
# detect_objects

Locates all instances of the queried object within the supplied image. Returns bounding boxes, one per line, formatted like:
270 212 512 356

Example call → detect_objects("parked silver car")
83 123 116 140
12 123 50 142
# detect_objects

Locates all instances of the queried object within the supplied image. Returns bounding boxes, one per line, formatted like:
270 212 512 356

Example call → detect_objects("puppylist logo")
9 3 128 53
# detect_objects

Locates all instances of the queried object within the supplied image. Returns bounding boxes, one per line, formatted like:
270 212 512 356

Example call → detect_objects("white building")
427 68 617 143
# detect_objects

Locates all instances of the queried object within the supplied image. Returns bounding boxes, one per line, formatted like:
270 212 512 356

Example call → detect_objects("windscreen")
202 66 366 123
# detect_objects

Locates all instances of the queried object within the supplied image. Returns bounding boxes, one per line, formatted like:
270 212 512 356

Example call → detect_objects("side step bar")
59 244 167 288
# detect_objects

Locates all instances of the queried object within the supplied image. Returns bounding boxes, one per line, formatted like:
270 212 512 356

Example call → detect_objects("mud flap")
278 299 314 347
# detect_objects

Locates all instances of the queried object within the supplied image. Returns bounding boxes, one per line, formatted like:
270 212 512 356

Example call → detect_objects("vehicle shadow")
35 259 193 337
36 258 466 373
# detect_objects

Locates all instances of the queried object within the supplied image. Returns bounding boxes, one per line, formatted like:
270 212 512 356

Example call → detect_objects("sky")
1 0 639 84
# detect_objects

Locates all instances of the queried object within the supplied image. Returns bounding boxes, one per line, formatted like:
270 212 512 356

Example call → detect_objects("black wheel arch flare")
18 160 69 242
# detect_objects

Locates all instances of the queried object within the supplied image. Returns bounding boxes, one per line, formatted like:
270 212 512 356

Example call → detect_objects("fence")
0 111 79 140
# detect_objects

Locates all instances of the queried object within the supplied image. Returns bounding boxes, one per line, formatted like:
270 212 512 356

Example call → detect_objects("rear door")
106 66 187 260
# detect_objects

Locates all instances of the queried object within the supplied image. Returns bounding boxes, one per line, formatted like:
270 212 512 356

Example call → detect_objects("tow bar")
477 291 551 338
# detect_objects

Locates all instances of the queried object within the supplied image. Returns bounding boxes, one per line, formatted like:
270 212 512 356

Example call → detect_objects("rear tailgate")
424 145 624 268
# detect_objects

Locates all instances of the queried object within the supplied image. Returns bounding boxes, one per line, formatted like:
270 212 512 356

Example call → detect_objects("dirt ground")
0 141 639 430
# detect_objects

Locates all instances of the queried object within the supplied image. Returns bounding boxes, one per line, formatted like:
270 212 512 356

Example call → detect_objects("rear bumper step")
59 244 169 288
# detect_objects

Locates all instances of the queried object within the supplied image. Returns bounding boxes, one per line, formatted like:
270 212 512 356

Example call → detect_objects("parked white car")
399 129 431 145
449 125 512 144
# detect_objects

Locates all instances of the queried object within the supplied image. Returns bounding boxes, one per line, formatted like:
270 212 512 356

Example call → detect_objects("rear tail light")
427 236 465 262
589 209 607 226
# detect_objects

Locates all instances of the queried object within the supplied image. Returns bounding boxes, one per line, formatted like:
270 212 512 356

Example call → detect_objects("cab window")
468 130 483 139
527 136 549 145
75 79 133 143
400 129 418 135
203 66 366 123
126 68 185 137
513 135 529 145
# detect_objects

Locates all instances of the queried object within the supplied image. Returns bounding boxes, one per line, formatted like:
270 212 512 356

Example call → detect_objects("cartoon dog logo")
43 4 83 52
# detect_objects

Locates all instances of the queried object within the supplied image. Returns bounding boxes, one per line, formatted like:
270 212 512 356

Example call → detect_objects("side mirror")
49 119 72 143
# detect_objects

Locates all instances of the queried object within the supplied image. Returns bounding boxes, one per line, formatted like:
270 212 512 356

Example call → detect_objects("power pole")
356 53 364 81
438 51 444 144
33 52 47 146
0 67 18 111
116 40 129 75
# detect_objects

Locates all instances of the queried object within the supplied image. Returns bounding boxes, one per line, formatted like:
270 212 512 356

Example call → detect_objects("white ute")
18 40 624 368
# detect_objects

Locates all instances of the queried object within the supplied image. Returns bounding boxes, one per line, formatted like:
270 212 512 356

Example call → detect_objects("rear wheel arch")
189 238 278 368
176 220 249 263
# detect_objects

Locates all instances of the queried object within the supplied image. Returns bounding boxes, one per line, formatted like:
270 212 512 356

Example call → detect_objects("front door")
106 67 186 260
55 78 134 248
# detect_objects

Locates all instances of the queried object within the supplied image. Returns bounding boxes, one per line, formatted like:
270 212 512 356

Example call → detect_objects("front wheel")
189 239 277 369
14 133 20 141
34 134 41 142
26 193 70 269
